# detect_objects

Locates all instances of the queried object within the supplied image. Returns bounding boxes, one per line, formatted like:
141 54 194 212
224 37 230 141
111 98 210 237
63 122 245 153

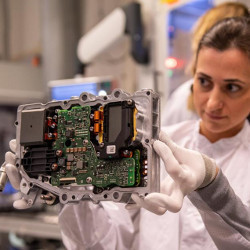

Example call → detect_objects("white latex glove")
4 139 31 209
126 131 218 215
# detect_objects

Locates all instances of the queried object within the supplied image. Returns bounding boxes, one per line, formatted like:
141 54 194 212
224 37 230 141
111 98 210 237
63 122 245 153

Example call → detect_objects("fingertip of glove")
13 199 31 210
9 139 17 152
5 151 15 164
153 140 164 151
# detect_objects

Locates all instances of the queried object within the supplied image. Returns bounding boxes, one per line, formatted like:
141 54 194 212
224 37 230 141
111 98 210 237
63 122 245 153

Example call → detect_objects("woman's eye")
198 77 210 87
226 84 241 93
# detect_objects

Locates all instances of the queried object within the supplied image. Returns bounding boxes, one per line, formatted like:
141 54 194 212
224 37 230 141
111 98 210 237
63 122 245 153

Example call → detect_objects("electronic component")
15 89 160 205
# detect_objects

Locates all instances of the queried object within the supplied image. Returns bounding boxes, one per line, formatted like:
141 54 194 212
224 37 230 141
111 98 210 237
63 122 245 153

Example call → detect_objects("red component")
56 150 63 157
121 150 133 158
44 133 58 140
51 163 58 171
47 117 52 127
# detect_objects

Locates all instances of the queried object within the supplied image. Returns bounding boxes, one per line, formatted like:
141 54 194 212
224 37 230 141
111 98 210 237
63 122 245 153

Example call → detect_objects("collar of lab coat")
193 120 250 158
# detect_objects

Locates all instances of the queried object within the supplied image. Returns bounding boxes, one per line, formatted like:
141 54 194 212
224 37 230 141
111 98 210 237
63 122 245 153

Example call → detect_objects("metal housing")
15 89 160 205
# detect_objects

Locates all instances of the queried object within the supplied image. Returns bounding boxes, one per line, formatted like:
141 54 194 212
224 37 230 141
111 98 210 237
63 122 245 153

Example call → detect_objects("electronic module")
14 89 160 205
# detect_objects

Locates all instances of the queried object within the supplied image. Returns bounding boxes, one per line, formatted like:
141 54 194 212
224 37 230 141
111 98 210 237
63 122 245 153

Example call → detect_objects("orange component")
94 111 100 121
94 123 100 134
100 110 104 120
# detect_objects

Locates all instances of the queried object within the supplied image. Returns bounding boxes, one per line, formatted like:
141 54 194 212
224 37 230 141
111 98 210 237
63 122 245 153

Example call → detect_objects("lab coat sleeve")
58 201 137 250
188 169 250 250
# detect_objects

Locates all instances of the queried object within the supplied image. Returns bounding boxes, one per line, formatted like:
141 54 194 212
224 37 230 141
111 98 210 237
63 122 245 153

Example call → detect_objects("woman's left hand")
126 131 218 215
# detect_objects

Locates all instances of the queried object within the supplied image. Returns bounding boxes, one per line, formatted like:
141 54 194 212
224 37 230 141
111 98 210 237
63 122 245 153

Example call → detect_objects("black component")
65 130 74 138
97 101 135 159
22 147 57 177
20 109 45 145
58 158 66 166
122 2 149 64
65 140 71 147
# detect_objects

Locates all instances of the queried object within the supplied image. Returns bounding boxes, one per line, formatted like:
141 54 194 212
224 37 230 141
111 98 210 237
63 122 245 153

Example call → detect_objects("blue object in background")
168 0 213 38
51 82 98 100
3 181 17 194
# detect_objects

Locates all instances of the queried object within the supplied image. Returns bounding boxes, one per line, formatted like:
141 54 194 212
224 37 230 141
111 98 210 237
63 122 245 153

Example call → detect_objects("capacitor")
56 150 63 157
51 163 58 171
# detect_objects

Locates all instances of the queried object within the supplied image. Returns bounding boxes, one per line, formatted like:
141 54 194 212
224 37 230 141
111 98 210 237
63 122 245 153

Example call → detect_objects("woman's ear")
190 83 193 93
187 83 196 112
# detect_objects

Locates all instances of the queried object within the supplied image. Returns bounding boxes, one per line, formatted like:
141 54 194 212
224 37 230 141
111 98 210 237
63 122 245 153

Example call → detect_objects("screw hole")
82 94 88 101
145 139 149 143
104 194 108 199
103 96 107 100
114 91 120 98
62 194 68 201
146 91 150 96
113 192 119 199
15 121 18 126
63 101 68 105
72 195 76 200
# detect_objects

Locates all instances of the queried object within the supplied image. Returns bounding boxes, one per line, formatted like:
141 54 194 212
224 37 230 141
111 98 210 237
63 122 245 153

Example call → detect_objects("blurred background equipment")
48 75 117 101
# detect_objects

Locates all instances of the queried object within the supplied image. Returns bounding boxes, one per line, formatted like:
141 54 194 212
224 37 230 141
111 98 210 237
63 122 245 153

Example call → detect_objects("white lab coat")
59 120 250 250
162 79 199 126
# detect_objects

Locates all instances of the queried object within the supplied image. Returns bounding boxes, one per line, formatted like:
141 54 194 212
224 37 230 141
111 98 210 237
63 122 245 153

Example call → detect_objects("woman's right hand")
5 139 31 209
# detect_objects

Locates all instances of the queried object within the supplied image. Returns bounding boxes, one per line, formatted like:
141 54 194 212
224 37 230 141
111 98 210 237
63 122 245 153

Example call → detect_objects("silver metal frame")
16 88 160 205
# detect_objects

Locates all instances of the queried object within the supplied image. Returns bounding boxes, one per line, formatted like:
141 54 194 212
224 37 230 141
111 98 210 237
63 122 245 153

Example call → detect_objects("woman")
162 1 249 126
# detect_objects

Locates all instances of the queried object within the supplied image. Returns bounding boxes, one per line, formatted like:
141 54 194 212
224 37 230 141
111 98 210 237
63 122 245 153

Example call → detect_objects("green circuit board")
51 106 140 187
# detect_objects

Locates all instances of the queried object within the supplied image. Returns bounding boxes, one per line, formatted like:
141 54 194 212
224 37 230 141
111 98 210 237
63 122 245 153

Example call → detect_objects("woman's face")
193 47 250 142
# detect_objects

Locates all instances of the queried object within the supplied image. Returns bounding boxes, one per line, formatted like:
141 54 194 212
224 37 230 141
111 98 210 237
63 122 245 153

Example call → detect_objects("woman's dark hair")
195 16 250 63
196 17 250 61
194 16 250 122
